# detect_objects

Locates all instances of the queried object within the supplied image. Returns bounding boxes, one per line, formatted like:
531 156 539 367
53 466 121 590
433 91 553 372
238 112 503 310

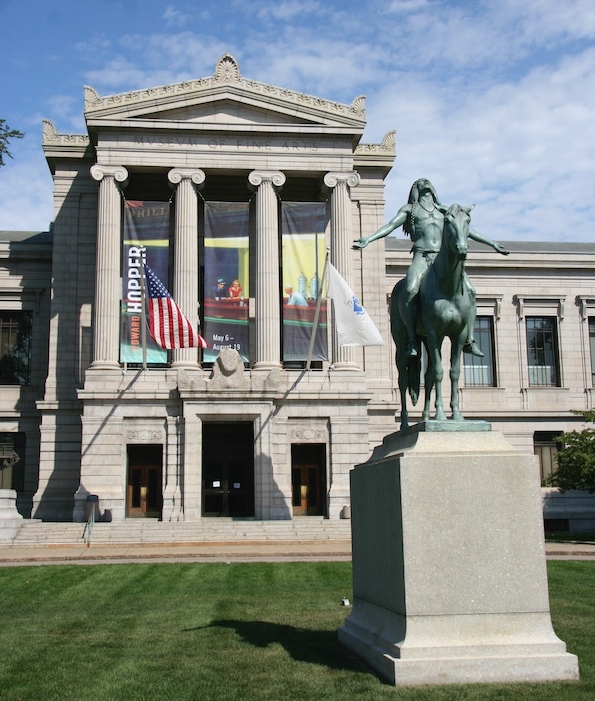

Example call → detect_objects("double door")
202 423 254 517
127 445 163 518
291 444 326 517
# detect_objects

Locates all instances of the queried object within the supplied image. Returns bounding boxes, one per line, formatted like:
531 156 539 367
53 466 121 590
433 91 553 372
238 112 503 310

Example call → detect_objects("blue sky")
1 0 594 242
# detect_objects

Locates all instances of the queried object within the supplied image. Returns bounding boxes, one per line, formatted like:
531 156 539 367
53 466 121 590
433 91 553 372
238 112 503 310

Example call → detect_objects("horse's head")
442 203 474 260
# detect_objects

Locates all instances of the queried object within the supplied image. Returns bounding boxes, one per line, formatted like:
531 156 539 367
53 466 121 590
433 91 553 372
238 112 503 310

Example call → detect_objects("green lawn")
0 561 593 701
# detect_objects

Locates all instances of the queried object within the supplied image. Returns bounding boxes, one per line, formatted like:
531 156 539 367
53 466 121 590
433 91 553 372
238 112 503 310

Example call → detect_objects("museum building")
1 55 594 531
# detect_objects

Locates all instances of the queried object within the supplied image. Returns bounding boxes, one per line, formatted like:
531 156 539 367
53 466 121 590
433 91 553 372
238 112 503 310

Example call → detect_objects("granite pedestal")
338 423 579 686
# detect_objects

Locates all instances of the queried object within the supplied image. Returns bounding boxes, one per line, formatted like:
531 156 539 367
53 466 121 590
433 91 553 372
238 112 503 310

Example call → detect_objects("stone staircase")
11 518 353 546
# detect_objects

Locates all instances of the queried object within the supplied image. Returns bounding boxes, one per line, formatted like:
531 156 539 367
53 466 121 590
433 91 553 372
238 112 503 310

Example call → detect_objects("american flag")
144 264 208 349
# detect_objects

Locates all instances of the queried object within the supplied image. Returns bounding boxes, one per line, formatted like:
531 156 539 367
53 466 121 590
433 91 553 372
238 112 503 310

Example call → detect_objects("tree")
0 120 25 167
550 409 595 493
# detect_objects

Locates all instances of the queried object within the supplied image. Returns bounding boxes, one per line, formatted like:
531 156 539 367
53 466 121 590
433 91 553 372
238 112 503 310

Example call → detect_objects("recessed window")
463 316 496 387
526 317 560 387
0 312 32 385
588 317 595 386
534 431 561 484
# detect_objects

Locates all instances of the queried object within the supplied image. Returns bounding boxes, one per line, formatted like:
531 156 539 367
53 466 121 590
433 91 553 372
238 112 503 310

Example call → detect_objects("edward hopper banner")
203 202 250 363
121 201 170 364
281 202 328 362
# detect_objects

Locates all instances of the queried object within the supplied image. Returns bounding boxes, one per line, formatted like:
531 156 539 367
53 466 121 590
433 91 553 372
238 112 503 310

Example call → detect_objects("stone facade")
29 55 393 523
0 55 593 529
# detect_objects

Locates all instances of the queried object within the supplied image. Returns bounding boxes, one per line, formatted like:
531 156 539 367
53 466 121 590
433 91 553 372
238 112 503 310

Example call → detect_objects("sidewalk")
0 539 594 566
0 540 353 566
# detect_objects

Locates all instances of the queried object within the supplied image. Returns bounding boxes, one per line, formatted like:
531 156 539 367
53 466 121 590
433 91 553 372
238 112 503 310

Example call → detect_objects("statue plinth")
339 424 579 686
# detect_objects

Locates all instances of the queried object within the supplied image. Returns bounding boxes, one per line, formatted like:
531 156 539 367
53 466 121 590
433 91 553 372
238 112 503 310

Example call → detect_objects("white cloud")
163 5 190 27
364 38 595 242
85 34 231 92
0 137 53 231
254 0 325 21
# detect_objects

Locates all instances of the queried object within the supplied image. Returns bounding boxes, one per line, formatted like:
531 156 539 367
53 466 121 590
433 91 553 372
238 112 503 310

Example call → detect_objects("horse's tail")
407 351 421 405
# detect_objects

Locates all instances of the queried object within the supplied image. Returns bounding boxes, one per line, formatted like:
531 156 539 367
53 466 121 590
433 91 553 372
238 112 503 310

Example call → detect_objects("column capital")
168 168 206 188
90 164 129 185
323 171 360 189
248 170 286 190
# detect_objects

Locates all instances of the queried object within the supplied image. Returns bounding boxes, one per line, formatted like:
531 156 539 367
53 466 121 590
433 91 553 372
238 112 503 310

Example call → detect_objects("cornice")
84 53 366 125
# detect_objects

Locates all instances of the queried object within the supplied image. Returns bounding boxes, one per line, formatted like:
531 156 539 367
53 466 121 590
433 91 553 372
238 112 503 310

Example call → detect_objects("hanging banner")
121 200 170 364
203 202 250 363
282 202 328 362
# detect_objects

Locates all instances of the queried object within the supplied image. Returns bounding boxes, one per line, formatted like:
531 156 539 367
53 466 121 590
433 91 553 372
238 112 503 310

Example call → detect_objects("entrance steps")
11 518 352 546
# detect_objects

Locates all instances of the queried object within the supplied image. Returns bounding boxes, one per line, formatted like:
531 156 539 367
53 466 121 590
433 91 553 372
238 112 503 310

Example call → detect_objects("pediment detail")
84 53 366 129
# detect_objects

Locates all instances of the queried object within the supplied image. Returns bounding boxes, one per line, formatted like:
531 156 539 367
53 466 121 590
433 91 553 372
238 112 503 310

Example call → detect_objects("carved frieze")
290 428 327 442
126 430 164 442
84 54 366 123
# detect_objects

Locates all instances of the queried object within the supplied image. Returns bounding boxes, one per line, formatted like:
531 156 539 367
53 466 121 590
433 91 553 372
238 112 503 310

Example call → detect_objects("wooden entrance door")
291 444 326 517
127 445 163 519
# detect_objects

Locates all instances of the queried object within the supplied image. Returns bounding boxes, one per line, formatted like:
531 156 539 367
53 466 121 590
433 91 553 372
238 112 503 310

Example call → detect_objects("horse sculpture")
391 204 474 430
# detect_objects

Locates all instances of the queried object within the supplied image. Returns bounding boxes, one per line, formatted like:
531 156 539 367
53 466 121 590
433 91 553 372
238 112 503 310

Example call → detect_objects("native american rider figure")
353 178 509 358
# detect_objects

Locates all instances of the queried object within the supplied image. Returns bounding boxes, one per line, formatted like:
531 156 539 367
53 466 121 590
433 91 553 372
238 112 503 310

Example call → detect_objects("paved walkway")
0 540 594 566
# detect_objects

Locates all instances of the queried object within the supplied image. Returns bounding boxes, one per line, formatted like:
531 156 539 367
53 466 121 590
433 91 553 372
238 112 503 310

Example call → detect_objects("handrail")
82 506 94 547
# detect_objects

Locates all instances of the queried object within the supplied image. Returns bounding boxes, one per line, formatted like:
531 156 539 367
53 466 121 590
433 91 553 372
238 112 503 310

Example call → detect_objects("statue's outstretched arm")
469 228 509 255
353 205 410 250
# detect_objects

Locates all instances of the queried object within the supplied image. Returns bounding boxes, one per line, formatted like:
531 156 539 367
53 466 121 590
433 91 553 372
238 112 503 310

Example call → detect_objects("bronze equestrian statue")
354 178 508 429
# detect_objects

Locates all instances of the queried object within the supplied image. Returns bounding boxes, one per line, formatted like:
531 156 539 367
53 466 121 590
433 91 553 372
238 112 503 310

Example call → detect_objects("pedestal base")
339 424 579 686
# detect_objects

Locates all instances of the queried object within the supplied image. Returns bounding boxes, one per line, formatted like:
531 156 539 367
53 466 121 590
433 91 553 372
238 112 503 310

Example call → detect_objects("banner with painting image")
281 202 328 362
120 200 170 364
203 202 250 363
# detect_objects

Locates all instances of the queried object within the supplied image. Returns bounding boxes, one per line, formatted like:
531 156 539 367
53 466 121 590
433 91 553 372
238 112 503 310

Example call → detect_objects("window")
589 317 595 386
526 317 560 387
0 432 25 491
0 312 32 385
463 316 496 386
534 431 561 485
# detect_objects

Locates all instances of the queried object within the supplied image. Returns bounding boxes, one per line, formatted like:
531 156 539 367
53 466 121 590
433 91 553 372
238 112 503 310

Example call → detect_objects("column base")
252 362 283 372
331 362 361 372
89 361 121 371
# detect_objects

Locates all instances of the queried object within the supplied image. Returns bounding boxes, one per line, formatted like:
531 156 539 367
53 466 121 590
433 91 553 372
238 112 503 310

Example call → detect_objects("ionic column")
248 170 286 370
323 171 361 370
90 164 129 369
168 168 206 368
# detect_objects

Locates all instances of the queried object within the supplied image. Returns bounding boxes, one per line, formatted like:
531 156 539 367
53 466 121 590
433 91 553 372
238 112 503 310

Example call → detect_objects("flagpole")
306 248 330 371
139 246 147 371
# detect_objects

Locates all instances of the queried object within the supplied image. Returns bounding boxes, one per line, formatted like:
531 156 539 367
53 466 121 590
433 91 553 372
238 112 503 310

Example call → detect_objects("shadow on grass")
184 619 366 673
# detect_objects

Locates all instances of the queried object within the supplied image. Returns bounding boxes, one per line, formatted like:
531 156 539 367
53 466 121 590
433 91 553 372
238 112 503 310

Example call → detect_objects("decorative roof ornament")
354 130 396 156
42 119 90 146
84 86 102 110
380 130 396 152
213 54 241 83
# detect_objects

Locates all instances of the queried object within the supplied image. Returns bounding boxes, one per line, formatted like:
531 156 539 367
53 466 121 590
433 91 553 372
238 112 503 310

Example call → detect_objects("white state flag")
327 263 384 346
